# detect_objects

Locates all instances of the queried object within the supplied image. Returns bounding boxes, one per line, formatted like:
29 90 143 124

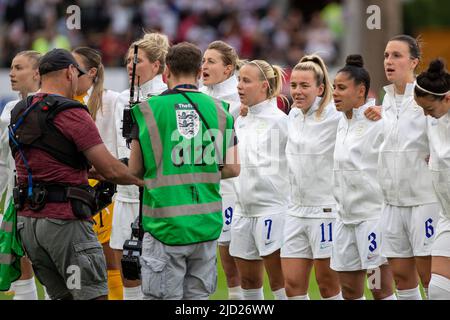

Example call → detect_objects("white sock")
123 286 143 300
12 278 38 300
423 287 429 300
288 294 310 300
397 286 422 300
228 286 243 300
429 274 450 300
272 288 287 300
381 293 397 300
322 292 343 300
242 287 264 300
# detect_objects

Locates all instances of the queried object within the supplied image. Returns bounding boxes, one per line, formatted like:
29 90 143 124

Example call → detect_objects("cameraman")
10 49 143 300
128 42 240 300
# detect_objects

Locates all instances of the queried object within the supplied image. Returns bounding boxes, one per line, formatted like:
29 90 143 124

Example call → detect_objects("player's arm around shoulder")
364 105 382 121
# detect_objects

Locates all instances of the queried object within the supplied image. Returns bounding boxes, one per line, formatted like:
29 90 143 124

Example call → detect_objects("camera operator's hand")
88 167 106 181
84 143 144 186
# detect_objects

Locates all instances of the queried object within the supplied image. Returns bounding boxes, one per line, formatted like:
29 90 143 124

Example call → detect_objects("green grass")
1 249 380 300
1 194 418 300
210 252 375 300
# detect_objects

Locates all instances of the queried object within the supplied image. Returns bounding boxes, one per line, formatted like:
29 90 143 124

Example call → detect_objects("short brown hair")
207 40 239 71
166 42 202 77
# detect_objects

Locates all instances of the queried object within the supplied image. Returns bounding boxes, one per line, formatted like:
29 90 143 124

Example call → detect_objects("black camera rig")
120 45 145 281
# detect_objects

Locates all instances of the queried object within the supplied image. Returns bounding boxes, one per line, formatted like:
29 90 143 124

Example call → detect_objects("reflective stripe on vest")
143 200 222 218
145 172 220 189
0 253 14 264
0 199 24 291
0 220 13 233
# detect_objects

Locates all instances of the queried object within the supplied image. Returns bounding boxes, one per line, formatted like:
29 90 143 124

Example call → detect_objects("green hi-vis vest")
0 198 24 291
131 91 235 245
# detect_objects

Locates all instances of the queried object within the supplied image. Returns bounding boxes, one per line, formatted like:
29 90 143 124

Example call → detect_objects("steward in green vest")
129 42 240 300
132 91 236 245
131 74 238 245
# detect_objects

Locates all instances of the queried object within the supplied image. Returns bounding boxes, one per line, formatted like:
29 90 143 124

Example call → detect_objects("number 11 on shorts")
320 222 333 243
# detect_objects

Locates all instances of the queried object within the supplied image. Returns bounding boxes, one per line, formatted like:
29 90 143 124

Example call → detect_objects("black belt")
14 183 96 212
17 184 71 203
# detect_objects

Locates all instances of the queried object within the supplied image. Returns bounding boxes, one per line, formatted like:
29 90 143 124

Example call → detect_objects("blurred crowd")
0 0 343 68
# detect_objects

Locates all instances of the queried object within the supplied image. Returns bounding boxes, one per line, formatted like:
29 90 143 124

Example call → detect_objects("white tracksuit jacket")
378 83 437 206
333 99 385 224
428 111 450 219
234 99 289 217
200 74 240 196
81 87 120 157
114 75 167 202
286 98 341 218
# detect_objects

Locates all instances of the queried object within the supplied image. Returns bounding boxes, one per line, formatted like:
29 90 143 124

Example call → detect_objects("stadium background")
0 0 449 300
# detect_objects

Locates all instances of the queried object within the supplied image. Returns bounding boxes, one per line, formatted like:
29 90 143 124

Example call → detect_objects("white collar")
305 97 322 117
138 75 166 98
204 75 238 99
351 98 376 120
249 99 273 115
383 82 415 98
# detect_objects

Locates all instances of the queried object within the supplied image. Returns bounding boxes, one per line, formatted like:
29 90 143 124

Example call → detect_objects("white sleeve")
110 94 120 158
114 92 131 160
0 101 15 196
0 143 8 197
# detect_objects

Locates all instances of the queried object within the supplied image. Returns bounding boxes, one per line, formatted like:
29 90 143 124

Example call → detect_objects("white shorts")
331 219 387 272
218 194 237 246
110 200 140 250
281 215 335 259
380 203 441 258
229 214 285 260
432 215 450 257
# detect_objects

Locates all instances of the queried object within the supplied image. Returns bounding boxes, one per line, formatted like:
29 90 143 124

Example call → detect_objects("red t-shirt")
15 97 103 219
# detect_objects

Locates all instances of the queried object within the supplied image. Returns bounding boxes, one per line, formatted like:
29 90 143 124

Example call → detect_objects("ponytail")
89 62 104 121
73 47 104 120
295 54 333 119
248 60 285 99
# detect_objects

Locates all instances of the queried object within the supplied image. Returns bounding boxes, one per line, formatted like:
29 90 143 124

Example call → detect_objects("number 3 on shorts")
368 232 377 252
264 219 273 240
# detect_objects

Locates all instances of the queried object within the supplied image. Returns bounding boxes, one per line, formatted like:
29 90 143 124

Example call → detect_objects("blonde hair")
207 40 240 72
248 60 285 99
130 32 170 74
73 47 104 121
16 50 42 69
293 54 333 119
